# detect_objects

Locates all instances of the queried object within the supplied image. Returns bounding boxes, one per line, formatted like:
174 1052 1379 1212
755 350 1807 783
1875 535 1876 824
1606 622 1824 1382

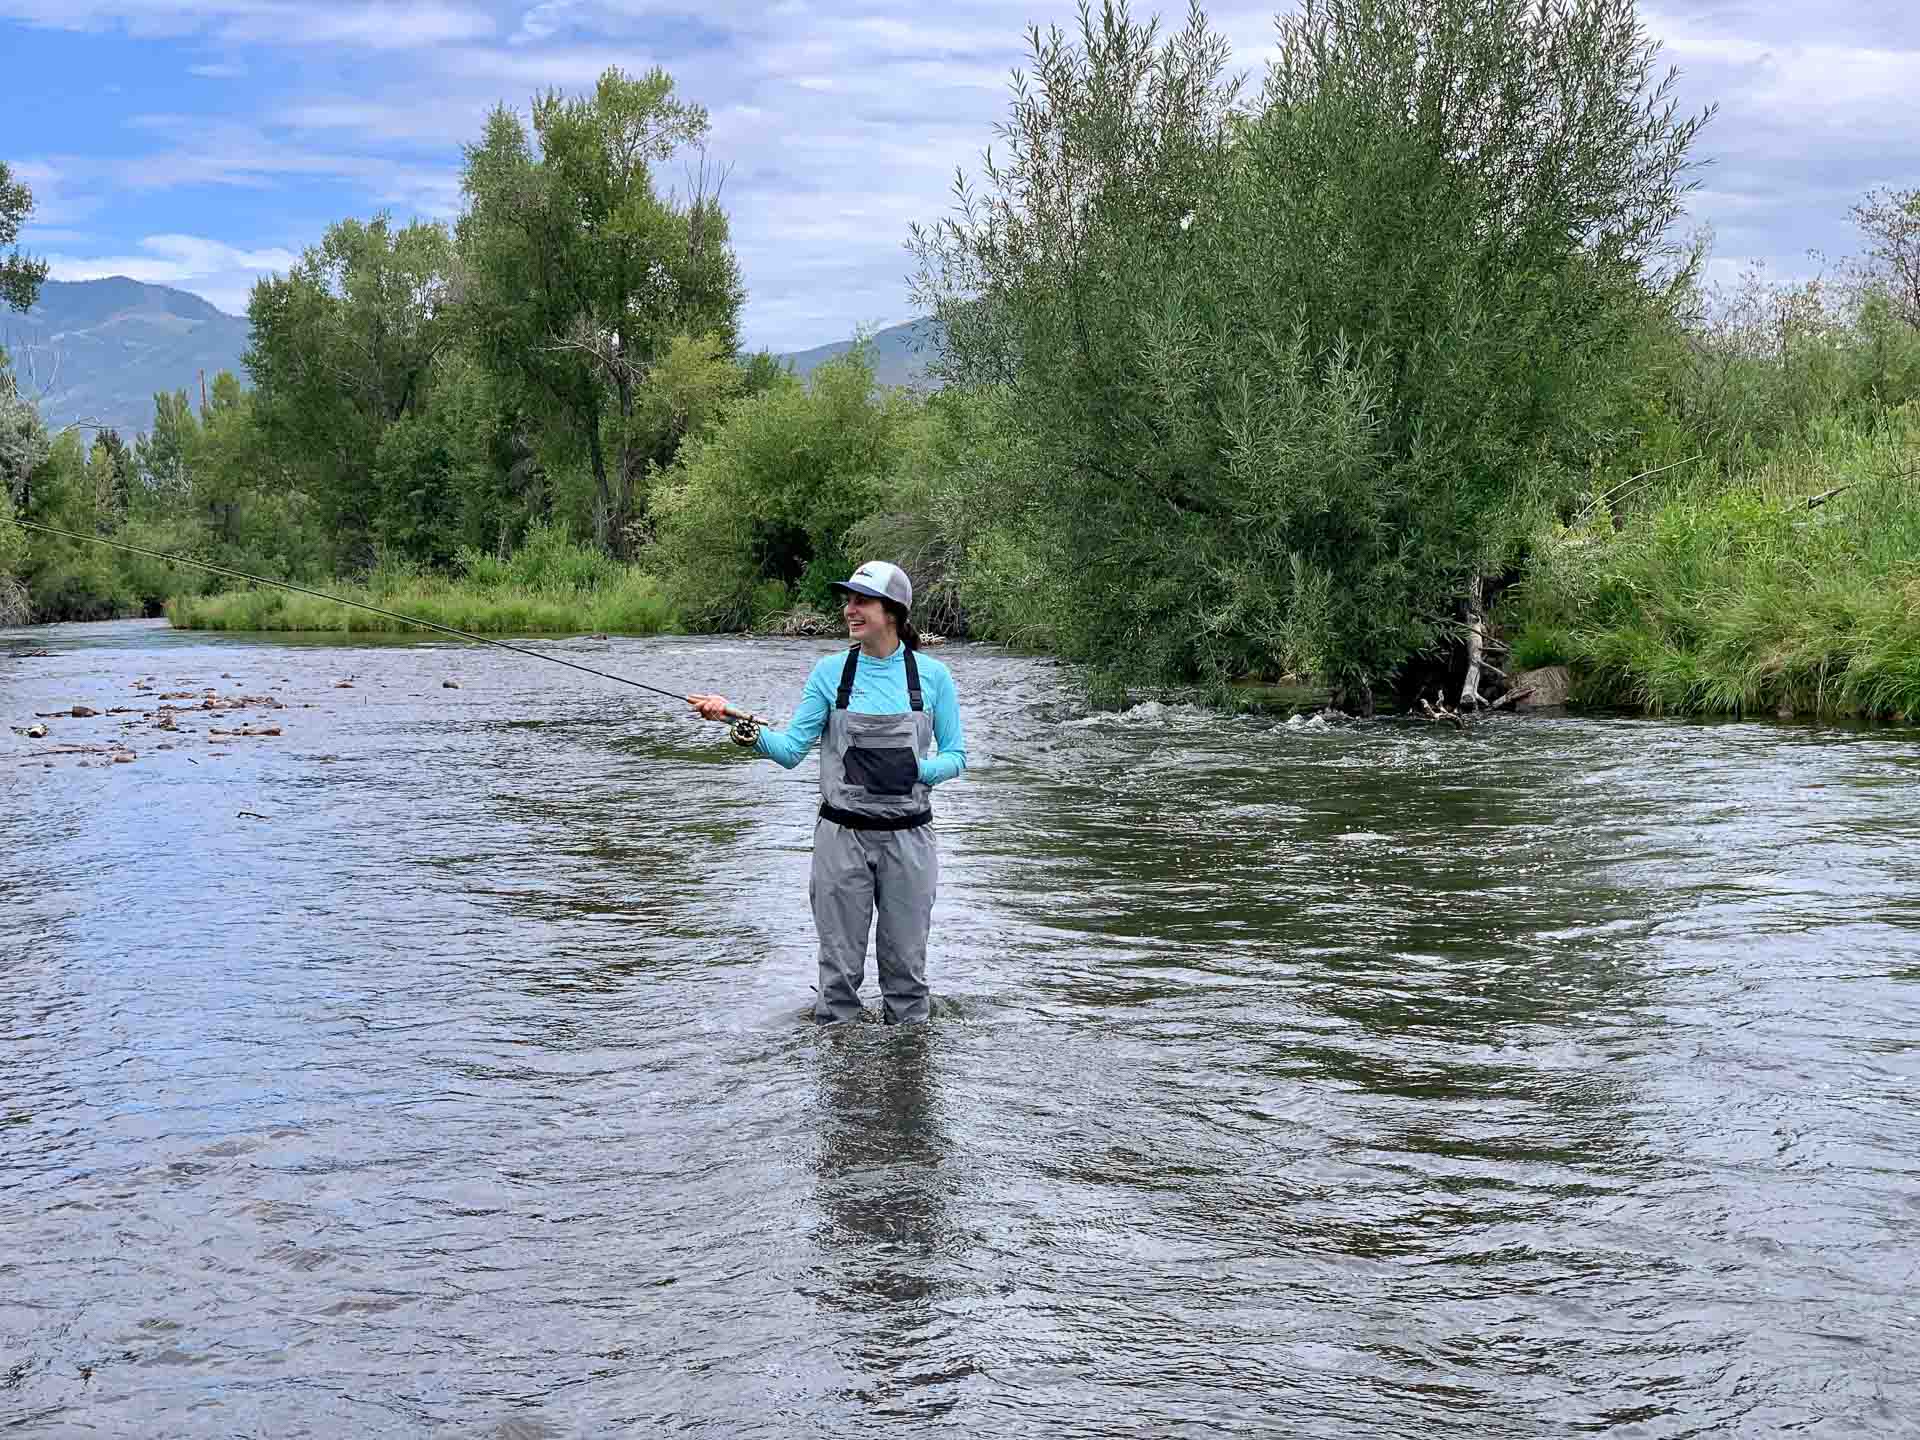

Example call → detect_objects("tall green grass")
168 522 679 635
1508 410 1920 719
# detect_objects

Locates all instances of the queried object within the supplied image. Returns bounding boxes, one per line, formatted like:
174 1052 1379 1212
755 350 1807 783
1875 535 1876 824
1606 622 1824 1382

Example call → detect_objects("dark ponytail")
882 598 921 651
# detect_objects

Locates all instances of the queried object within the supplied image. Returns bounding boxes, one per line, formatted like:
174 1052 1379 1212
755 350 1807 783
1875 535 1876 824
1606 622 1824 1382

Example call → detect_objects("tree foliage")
31 18 1910 720
650 349 913 628
246 215 456 566
0 356 36 623
0 160 48 315
0 350 49 516
459 66 745 557
913 0 1710 703
1850 187 1920 330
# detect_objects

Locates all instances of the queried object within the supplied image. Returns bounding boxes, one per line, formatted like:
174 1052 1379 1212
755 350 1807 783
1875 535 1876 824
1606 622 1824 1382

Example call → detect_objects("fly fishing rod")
7 518 770 730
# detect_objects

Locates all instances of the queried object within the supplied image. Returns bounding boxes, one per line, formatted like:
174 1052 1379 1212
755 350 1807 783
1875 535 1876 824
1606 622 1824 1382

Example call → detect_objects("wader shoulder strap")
835 645 860 709
836 644 923 711
904 645 924 712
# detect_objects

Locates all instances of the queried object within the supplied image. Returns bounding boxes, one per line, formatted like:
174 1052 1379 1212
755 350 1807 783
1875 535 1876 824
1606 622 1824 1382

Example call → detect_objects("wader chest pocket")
829 646 927 799
845 742 917 796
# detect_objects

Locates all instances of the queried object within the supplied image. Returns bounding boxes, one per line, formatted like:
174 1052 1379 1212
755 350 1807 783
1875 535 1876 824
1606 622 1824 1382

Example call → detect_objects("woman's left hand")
687 693 732 722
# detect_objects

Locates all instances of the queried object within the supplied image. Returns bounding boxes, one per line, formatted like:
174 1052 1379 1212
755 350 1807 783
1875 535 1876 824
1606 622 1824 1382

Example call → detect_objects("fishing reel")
729 717 760 748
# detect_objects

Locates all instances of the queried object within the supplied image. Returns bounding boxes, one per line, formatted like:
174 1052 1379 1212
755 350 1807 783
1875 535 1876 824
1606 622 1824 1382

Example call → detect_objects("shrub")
1509 409 1920 717
650 348 915 630
911 0 1709 706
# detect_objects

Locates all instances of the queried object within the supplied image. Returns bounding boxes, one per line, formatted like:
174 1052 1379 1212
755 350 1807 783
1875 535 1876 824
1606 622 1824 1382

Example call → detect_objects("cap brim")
830 581 889 600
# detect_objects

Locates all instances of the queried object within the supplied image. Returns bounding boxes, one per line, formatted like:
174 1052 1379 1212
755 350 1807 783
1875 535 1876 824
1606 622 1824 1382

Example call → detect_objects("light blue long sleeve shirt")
756 643 968 785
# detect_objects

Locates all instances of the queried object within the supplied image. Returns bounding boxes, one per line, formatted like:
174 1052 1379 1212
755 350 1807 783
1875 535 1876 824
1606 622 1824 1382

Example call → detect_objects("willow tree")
913 0 1710 707
459 66 744 557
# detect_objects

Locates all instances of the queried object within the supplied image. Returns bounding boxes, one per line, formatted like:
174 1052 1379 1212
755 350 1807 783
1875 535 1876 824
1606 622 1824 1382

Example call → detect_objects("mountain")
0 276 942 441
775 317 943 388
1 278 251 441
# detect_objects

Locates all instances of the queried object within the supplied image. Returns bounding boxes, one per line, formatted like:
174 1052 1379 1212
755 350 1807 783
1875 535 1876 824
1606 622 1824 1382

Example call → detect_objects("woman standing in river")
689 561 967 1024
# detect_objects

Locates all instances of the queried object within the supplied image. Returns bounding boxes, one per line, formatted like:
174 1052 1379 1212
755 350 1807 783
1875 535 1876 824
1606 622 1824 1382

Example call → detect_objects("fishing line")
6 518 767 725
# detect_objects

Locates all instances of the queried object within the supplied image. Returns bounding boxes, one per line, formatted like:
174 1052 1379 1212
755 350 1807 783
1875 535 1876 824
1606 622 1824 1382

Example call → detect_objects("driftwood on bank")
1458 577 1489 710
759 607 837 638
1490 685 1534 711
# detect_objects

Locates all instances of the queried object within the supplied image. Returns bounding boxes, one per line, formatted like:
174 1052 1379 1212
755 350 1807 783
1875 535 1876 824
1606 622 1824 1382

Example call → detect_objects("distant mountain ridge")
0 277 940 439
777 317 943 387
2 278 251 440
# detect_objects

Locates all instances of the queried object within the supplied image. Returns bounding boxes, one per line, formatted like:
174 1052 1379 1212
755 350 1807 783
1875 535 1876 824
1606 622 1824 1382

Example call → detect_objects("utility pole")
199 369 208 418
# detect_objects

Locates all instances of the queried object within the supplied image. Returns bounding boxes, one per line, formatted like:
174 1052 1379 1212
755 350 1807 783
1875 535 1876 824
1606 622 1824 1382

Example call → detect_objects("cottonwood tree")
1 161 48 315
459 65 744 557
913 0 1709 708
133 390 198 501
246 215 457 567
87 428 133 533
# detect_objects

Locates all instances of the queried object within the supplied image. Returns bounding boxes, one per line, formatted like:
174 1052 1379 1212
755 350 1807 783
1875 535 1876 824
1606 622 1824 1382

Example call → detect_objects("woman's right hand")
687 693 732 722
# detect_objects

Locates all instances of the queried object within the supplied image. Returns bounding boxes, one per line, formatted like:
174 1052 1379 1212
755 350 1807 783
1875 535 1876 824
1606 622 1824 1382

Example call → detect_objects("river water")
3 618 1918 1437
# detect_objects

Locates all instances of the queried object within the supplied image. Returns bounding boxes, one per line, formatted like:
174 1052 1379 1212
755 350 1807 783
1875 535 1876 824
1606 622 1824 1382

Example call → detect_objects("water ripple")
3 620 1919 1436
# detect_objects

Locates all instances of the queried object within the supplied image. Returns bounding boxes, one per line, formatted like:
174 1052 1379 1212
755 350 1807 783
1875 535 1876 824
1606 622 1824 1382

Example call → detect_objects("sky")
5 1 1918 353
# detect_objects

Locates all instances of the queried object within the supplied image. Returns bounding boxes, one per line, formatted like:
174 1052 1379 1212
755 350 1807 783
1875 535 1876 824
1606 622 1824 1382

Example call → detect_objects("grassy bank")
1505 410 1920 720
166 571 677 635
166 524 680 635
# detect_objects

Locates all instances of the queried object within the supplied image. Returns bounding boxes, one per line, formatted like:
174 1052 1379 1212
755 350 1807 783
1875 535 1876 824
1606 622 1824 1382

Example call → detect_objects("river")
3 619 1918 1437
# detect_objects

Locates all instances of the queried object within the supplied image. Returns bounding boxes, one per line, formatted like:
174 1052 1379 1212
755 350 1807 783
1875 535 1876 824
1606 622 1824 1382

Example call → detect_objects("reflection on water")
806 1028 972 1420
2 619 1918 1436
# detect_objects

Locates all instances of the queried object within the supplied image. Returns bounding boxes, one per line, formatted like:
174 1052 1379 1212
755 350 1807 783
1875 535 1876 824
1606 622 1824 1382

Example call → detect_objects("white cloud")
46 234 299 315
274 98 490 145
8 160 106 230
0 0 494 49
222 2 495 50
514 0 583 44
93 119 466 217
10 0 1919 352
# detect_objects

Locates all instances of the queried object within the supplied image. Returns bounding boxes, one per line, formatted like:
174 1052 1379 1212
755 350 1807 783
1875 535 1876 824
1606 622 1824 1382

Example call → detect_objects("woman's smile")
844 595 885 639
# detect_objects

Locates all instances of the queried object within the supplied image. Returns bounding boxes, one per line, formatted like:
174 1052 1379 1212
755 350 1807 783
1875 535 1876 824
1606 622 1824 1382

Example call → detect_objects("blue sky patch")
5 1 1918 352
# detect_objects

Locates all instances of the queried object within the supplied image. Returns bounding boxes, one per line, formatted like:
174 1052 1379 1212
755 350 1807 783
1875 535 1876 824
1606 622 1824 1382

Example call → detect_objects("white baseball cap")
831 560 913 610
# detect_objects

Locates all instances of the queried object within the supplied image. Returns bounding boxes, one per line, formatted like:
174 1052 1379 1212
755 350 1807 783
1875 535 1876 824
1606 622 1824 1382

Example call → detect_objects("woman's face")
844 593 894 646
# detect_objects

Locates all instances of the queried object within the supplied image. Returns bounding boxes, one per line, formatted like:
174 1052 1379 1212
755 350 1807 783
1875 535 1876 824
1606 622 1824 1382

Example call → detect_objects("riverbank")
165 524 681 637
1498 412 1920 722
152 405 1920 725
166 569 678 636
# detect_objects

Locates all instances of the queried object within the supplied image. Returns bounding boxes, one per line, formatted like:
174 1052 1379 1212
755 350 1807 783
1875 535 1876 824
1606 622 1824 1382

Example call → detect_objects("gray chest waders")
810 645 939 1025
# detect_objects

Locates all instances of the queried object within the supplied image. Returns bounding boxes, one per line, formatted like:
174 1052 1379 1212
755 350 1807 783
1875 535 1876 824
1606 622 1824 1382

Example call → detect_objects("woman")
689 561 967 1024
